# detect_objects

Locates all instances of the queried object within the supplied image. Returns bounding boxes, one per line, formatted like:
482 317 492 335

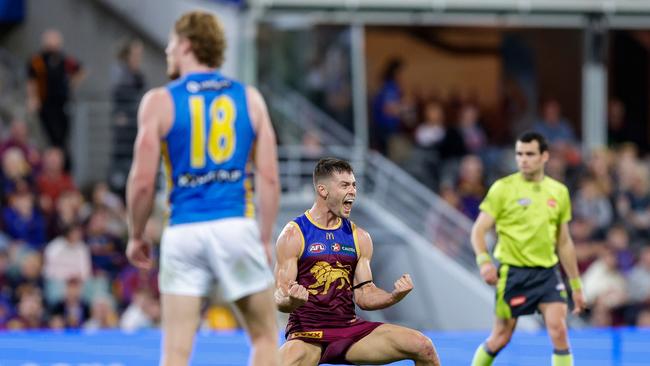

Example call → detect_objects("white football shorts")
159 217 274 301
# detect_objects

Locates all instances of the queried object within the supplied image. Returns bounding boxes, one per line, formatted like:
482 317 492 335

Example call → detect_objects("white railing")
263 85 354 146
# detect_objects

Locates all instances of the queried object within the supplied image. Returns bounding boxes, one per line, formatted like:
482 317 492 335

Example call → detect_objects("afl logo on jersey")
517 198 531 207
186 81 200 93
332 243 341 252
309 243 325 254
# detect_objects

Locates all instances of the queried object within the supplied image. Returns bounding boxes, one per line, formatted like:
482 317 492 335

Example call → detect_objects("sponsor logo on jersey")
309 243 325 254
326 232 335 240
332 243 341 252
186 81 200 93
289 331 323 339
547 199 557 208
510 295 527 307
342 246 355 253
186 79 232 93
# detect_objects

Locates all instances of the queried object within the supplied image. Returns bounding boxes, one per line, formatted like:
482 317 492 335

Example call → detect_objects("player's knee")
547 320 568 342
248 326 278 345
280 341 314 365
409 332 439 364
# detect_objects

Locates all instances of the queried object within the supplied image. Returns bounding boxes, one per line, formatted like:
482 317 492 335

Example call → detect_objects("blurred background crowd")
0 0 650 334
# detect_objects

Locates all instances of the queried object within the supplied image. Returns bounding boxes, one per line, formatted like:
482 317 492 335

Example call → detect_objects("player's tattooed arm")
353 228 413 310
274 223 309 313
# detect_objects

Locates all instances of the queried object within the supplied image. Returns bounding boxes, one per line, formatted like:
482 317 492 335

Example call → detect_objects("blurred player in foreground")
126 11 280 366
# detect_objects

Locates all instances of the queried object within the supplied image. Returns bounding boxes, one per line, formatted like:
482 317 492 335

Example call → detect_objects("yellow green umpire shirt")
479 172 572 268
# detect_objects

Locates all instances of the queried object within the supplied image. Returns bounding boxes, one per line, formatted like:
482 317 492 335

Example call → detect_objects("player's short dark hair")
313 158 353 187
174 11 226 68
517 131 549 154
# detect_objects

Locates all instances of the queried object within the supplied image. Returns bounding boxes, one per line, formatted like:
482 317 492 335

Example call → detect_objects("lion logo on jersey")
307 261 352 295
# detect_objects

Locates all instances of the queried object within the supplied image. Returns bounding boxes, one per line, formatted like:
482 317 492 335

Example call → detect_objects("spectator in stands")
604 224 635 273
627 246 650 305
48 190 86 239
458 104 487 155
533 99 576 146
0 120 40 168
26 29 85 155
615 163 650 237
110 39 146 193
1 190 46 250
49 276 89 329
0 248 10 301
0 147 33 202
43 222 91 283
90 182 125 223
0 296 12 329
570 218 601 274
456 155 485 220
36 147 76 215
415 100 466 160
86 208 125 278
573 176 613 232
371 58 412 155
584 148 614 197
9 251 44 305
607 98 636 147
582 247 627 309
111 38 146 118
83 295 118 330
6 286 45 330
119 288 160 331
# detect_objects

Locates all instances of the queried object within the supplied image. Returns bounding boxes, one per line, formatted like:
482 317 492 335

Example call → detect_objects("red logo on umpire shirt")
332 243 341 252
510 296 526 307
547 199 557 208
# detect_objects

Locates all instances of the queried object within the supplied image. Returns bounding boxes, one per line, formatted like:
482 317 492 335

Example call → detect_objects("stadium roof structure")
247 0 650 29
249 0 650 14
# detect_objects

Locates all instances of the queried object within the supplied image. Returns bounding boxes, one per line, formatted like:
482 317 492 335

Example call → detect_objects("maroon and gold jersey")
286 211 361 338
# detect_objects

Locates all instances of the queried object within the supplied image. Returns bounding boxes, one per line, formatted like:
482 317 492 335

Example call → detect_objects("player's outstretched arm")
353 227 413 310
557 222 586 314
247 86 280 263
126 88 170 270
274 223 309 313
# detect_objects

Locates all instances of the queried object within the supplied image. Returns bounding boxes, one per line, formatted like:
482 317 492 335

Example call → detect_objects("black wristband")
352 280 373 290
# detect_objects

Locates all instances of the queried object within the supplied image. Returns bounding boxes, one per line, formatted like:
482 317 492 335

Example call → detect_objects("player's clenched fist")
391 274 413 302
287 281 309 308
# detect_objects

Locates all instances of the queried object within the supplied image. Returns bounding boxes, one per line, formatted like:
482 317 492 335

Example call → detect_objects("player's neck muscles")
306 207 341 229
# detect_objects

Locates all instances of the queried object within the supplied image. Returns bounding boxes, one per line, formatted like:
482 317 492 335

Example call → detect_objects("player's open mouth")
343 198 354 211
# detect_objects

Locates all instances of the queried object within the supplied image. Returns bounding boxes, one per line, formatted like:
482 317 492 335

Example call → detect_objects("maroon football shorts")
286 319 383 364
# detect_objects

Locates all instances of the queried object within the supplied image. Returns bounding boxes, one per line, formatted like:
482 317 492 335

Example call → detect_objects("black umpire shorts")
495 264 567 319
